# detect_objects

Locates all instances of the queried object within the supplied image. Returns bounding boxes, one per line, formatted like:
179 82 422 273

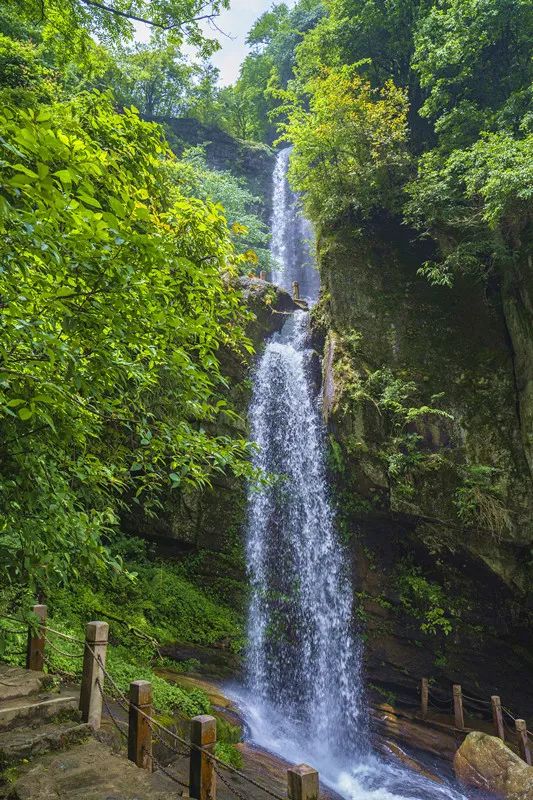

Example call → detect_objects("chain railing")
1 606 320 800
4 606 532 792
418 676 532 765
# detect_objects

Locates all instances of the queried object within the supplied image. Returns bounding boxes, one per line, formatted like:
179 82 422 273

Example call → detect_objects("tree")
278 65 410 222
110 41 194 117
0 89 254 594
12 0 228 56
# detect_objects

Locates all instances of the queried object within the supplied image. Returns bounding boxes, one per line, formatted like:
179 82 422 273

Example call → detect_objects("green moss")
2 534 244 720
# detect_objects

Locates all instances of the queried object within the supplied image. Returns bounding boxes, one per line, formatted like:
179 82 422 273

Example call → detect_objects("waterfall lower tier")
246 311 365 760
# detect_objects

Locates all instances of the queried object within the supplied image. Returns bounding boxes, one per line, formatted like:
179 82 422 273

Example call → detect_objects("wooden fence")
19 604 319 800
420 677 532 765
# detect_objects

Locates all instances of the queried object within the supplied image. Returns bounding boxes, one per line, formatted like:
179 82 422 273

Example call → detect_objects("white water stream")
232 148 480 800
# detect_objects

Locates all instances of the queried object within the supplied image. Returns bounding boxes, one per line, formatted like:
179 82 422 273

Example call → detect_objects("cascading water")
233 148 480 800
269 147 320 300
246 308 365 759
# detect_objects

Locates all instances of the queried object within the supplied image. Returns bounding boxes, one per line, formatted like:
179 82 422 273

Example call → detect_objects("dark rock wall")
150 116 275 224
314 214 533 716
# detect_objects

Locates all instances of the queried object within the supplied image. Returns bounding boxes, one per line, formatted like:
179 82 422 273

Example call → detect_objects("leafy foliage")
277 66 409 223
178 147 273 273
12 0 228 57
397 565 454 636
0 88 254 593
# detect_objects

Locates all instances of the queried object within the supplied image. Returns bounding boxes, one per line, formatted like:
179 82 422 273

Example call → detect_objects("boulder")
454 731 533 799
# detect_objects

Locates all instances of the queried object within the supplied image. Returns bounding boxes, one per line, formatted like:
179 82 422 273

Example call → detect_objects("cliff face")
150 117 275 224
315 215 533 713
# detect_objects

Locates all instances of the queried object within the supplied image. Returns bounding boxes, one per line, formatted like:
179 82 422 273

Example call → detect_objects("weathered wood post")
79 620 109 730
491 696 505 741
26 604 47 672
189 714 216 800
515 719 532 765
292 281 300 301
287 764 319 800
453 685 465 730
259 270 266 280
420 678 429 719
128 680 153 771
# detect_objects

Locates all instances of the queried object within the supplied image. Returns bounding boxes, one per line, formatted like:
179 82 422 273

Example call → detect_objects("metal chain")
95 678 128 739
214 761 250 800
43 635 84 660
151 726 191 758
461 692 491 707
143 748 189 790
503 706 517 722
43 625 84 644
79 645 284 800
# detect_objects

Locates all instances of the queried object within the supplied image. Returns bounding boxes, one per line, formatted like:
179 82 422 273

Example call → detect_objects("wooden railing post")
79 620 108 730
292 281 300 301
26 604 47 671
287 764 319 800
420 678 429 719
189 714 216 800
259 270 266 280
491 696 505 741
515 720 532 765
453 685 464 730
128 680 152 771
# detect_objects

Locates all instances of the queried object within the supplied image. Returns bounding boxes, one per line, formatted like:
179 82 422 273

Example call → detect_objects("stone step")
0 690 79 731
0 720 91 767
0 666 52 703
6 739 183 799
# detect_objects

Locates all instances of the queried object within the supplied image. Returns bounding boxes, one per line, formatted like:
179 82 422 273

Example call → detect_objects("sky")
134 0 275 86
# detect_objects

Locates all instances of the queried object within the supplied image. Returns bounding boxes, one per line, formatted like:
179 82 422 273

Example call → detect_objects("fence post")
189 714 216 800
79 620 109 730
420 678 429 719
128 680 152 771
453 685 464 730
292 281 300 301
287 764 319 800
515 720 532 765
259 270 266 281
26 604 47 672
491 696 505 741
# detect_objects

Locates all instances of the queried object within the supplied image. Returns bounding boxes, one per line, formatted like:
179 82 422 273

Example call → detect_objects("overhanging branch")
79 0 218 30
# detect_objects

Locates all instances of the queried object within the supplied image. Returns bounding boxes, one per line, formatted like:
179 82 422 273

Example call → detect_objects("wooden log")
491 695 505 741
292 281 300 300
287 764 319 800
26 604 47 672
420 678 429 719
515 719 532 765
79 620 109 730
189 714 216 800
453 685 464 730
128 680 153 771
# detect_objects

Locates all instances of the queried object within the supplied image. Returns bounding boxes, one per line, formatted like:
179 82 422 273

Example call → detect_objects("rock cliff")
314 213 533 715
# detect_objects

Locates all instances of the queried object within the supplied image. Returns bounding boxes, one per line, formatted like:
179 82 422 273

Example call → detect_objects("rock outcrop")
454 731 533 799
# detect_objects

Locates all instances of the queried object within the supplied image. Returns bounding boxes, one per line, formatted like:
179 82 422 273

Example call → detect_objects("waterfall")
269 147 320 300
246 309 365 758
235 149 473 800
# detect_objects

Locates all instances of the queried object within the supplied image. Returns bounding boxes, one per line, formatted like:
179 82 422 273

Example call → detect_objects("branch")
79 0 218 30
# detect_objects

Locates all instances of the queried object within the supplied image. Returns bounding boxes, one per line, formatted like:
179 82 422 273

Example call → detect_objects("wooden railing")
9 604 320 800
419 677 532 765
